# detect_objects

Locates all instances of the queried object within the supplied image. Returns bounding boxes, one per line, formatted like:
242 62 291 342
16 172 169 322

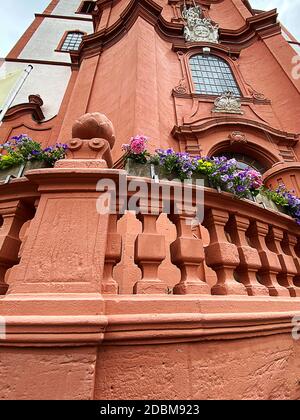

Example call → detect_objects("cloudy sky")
0 0 299 57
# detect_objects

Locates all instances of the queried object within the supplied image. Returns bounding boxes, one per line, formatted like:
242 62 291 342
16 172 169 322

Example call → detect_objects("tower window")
190 55 241 96
60 32 84 51
78 1 95 14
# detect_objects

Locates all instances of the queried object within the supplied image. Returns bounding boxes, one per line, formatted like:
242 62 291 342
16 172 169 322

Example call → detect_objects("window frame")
184 50 246 98
56 30 86 53
76 1 96 15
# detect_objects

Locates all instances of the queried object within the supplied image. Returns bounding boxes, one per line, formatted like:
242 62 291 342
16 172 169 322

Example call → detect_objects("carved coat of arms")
213 91 243 115
182 6 219 43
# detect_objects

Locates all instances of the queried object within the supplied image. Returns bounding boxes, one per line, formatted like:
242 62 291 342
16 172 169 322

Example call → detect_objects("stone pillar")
169 214 210 295
203 209 247 296
7 113 119 295
102 214 122 295
134 214 168 294
227 215 269 296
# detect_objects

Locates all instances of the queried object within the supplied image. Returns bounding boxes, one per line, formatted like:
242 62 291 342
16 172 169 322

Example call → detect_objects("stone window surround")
176 46 249 99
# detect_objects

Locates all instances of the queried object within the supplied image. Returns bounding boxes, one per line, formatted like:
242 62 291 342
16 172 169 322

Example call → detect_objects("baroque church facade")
0 0 300 400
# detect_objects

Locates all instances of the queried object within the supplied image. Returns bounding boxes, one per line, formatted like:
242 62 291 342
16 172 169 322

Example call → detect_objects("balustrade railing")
1 174 300 298
104 177 300 297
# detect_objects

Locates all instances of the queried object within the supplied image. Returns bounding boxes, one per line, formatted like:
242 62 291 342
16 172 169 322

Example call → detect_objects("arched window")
189 54 241 96
215 152 266 174
60 31 84 51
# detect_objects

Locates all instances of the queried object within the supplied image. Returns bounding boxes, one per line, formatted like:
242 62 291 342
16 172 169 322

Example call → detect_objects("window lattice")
61 32 84 51
190 55 241 96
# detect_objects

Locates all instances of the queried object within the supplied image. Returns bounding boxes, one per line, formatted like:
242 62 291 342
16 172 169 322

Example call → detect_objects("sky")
0 0 299 57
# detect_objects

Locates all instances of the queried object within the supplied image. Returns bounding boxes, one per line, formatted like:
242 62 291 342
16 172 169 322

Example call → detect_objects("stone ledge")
0 295 299 347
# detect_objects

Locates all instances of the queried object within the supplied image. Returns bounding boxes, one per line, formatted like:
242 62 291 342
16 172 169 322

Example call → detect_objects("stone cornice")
172 117 299 147
1 297 300 346
71 0 281 66
4 95 45 123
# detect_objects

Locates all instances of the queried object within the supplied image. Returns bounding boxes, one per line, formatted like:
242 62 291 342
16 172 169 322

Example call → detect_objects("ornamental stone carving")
182 6 219 44
173 79 188 95
212 91 244 115
228 131 248 145
56 112 115 169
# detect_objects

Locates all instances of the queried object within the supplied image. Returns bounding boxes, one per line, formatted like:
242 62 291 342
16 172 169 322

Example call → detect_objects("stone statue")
212 91 244 115
182 6 219 43
56 112 116 169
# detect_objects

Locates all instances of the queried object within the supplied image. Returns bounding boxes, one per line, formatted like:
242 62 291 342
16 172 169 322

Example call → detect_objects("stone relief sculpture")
182 5 219 43
212 91 244 115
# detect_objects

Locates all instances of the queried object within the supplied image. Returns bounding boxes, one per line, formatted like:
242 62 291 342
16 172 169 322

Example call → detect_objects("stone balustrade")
0 173 300 298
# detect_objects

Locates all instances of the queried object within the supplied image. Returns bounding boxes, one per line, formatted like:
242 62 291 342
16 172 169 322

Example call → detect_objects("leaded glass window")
61 32 84 51
189 55 241 96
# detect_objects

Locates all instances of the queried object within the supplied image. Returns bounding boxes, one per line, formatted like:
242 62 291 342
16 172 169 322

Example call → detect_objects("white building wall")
52 0 96 17
4 0 95 120
19 18 93 63
0 62 72 120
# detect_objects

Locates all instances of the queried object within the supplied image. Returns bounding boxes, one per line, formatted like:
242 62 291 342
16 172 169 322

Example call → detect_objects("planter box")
23 160 49 174
125 159 153 178
125 159 210 186
0 164 24 182
255 193 288 214
0 160 49 183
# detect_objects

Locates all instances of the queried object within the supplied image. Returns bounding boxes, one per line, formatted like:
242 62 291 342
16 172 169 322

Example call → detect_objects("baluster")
203 209 247 295
285 233 300 274
0 201 33 295
227 215 269 296
102 214 122 294
270 229 300 297
247 222 290 296
134 214 167 294
169 214 210 295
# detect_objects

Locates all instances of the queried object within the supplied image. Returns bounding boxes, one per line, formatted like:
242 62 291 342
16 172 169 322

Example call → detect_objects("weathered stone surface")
95 335 300 400
0 347 97 400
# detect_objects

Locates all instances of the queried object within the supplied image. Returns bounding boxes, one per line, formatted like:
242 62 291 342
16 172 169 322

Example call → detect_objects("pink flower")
129 135 148 154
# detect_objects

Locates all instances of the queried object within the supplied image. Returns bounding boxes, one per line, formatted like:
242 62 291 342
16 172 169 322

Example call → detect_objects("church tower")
0 0 300 400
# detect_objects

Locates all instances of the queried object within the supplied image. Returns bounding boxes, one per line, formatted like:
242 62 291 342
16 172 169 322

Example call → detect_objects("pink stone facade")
0 0 300 400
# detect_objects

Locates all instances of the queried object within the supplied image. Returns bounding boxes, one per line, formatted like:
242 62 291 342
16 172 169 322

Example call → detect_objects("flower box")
0 164 24 182
0 160 49 183
125 159 153 178
125 159 210 186
23 160 49 174
254 192 288 214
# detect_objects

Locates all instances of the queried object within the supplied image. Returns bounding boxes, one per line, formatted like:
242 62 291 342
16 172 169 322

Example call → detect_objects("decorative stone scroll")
56 112 116 169
212 91 244 115
182 6 219 44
